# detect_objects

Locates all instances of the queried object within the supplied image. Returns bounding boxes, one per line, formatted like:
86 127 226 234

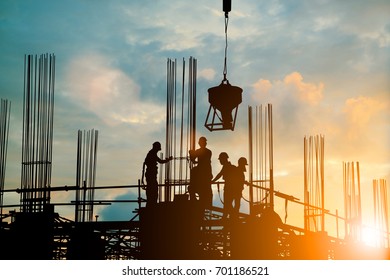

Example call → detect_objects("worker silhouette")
188 136 213 208
142 141 172 207
230 157 248 218
212 152 236 219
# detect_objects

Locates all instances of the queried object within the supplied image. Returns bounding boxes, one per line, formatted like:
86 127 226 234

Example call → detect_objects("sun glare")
362 227 381 247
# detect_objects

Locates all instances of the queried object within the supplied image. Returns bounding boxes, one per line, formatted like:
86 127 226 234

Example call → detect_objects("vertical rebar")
0 99 11 217
304 135 325 232
75 129 98 222
268 104 274 209
248 106 253 214
20 54 55 213
164 57 197 202
343 161 362 240
373 179 389 247
248 104 274 215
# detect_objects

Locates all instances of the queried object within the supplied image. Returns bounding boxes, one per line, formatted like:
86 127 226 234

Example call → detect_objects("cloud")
342 95 388 140
250 71 326 127
198 68 216 81
329 2 390 48
249 72 328 163
313 16 340 31
250 72 327 148
98 192 139 221
252 79 272 95
252 72 324 106
62 53 165 127
121 2 221 52
283 72 324 105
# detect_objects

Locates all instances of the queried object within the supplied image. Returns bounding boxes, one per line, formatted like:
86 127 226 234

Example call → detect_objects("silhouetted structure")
373 179 389 248
206 81 242 131
0 99 11 219
75 129 99 222
304 135 325 232
139 200 203 259
164 57 197 202
20 54 55 213
248 105 275 215
343 161 362 241
67 222 105 260
230 207 283 259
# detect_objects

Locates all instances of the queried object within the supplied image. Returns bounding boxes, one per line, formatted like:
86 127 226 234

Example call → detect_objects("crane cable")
223 13 229 81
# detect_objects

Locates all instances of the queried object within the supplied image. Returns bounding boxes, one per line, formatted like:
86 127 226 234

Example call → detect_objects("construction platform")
1 199 389 260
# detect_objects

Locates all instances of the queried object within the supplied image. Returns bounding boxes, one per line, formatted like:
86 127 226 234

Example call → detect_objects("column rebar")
304 135 325 232
75 129 98 222
20 54 55 213
0 99 11 217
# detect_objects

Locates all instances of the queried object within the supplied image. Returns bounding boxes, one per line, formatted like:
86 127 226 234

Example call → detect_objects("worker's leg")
146 177 158 207
223 190 233 218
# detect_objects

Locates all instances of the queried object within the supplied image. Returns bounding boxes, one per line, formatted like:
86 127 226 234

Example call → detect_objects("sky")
0 0 389 238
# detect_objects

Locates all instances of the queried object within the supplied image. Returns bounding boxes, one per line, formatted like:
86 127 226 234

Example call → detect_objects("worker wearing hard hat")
212 152 236 219
189 136 213 208
142 141 173 207
233 157 248 217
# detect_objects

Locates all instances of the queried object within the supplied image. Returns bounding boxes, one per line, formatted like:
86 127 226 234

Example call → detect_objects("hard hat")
238 157 248 166
152 141 161 150
218 152 229 160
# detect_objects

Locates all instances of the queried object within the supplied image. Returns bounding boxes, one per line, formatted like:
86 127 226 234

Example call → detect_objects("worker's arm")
188 149 197 163
212 169 223 182
157 156 173 164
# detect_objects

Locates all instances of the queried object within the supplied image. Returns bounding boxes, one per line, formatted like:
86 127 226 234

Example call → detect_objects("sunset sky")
1 0 389 238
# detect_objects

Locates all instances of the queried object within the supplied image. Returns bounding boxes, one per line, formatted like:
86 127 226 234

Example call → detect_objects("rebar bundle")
248 104 274 214
75 129 98 222
304 135 325 232
373 179 389 247
162 57 197 202
0 99 11 217
20 54 55 213
342 161 362 240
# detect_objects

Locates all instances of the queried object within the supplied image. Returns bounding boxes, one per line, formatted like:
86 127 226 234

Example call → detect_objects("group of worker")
142 137 248 219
